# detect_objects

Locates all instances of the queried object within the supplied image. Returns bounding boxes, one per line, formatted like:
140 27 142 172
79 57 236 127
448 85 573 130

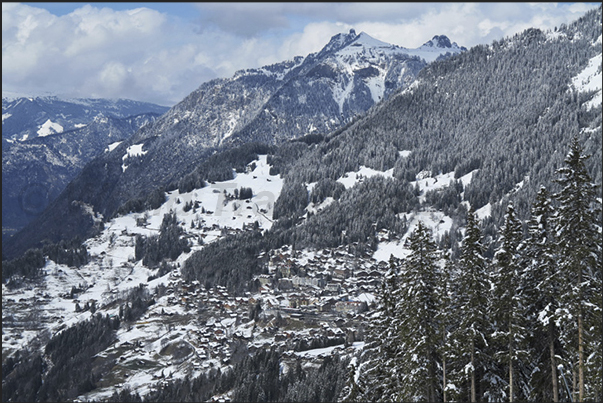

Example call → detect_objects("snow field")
37 118 63 137
572 35 602 110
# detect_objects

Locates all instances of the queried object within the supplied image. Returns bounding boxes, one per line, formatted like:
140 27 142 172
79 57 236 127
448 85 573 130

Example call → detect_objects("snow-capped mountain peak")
422 35 453 48
326 30 465 63
410 35 467 62
347 31 397 49
314 29 360 58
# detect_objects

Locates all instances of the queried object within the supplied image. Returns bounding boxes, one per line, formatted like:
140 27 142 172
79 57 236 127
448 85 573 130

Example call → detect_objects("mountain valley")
2 7 602 403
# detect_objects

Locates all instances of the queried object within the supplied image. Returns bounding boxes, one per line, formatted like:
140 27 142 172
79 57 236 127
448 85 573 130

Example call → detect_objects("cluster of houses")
108 240 391 375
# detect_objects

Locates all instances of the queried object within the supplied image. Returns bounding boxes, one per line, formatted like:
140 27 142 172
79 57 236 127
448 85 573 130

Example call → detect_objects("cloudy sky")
2 2 600 106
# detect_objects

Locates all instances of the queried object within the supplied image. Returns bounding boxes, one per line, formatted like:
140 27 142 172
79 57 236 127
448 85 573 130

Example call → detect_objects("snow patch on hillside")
123 143 147 160
337 166 394 189
372 168 477 262
476 203 492 220
221 114 239 141
332 79 354 115
122 143 148 171
105 141 122 153
144 155 283 234
365 73 386 103
37 119 64 137
373 210 454 262
410 169 476 203
306 197 335 215
572 50 602 110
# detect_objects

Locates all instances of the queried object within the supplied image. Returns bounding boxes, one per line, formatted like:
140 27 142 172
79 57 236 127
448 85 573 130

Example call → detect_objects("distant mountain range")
2 97 169 240
2 95 169 141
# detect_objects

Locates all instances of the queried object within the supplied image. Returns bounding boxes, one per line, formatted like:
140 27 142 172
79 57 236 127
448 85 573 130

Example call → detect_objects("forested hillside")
346 137 601 401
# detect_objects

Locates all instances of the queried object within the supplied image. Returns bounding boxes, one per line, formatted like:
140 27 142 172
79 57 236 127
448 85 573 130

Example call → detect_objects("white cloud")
2 2 600 106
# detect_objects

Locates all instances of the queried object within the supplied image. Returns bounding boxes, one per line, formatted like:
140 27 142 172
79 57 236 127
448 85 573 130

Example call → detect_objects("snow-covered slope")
1 154 372 401
408 34 467 62
571 34 602 109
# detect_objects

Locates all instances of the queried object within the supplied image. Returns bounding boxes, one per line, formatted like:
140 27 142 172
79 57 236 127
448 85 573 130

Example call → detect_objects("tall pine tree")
490 202 529 401
352 255 402 402
553 136 602 402
437 253 456 402
449 208 494 402
395 222 442 401
519 186 562 402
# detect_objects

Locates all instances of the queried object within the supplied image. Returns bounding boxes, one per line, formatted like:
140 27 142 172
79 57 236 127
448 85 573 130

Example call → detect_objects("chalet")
368 270 381 278
334 300 365 314
325 283 341 294
277 278 293 290
333 267 349 278
258 274 271 286
319 298 337 312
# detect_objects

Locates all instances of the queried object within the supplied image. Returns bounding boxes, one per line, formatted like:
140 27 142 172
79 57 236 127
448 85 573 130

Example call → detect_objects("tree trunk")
509 324 514 403
509 356 514 402
443 357 447 403
573 362 578 402
550 324 559 402
471 345 476 403
578 313 584 402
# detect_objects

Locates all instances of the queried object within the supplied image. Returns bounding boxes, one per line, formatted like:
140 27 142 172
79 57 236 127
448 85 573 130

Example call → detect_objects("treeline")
182 229 265 293
42 237 89 268
2 237 89 286
134 211 190 268
173 142 275 194
343 137 602 402
115 188 167 216
1 248 45 286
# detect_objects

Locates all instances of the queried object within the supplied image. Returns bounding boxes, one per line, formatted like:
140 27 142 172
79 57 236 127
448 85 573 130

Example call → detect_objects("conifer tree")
519 186 561 402
338 361 363 402
449 208 493 402
436 253 456 402
395 222 442 401
490 202 527 401
354 255 401 401
553 136 602 402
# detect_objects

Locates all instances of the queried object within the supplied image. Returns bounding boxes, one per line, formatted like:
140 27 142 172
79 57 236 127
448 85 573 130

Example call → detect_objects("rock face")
135 30 464 152
80 31 464 212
